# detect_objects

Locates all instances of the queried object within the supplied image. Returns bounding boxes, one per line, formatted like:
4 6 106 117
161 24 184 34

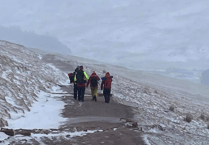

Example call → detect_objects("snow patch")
38 55 42 60
0 132 9 141
7 90 68 129
143 135 151 145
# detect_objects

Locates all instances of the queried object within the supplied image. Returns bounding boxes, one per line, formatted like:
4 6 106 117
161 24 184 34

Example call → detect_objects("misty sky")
0 0 209 69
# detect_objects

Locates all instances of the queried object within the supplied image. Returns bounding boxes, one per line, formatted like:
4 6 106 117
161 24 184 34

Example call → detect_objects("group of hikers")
68 66 113 103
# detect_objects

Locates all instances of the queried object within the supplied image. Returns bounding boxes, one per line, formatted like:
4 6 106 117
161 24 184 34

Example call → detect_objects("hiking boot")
74 97 77 100
92 97 94 101
95 97 97 102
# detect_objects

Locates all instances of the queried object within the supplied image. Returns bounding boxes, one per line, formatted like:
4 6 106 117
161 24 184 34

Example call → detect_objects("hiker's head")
93 71 96 74
80 66 83 70
105 72 110 77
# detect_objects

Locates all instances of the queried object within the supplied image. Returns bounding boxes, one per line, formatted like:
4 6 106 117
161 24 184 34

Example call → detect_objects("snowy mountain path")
55 84 146 145
1 53 146 144
2 49 209 144
42 54 146 145
3 91 147 145
33 53 146 145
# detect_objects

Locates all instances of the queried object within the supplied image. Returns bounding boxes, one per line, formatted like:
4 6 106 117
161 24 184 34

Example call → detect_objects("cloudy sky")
0 0 209 69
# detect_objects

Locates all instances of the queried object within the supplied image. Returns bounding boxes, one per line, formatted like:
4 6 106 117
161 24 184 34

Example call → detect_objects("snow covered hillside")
0 38 208 144
0 40 67 128
0 0 209 70
53 54 209 144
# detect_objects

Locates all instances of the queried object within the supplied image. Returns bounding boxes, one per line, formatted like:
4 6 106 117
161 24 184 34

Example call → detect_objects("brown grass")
184 113 193 123
200 113 205 121
169 105 175 112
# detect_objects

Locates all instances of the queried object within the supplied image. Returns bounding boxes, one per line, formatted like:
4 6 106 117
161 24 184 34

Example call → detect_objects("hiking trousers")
103 89 111 103
78 87 85 101
91 87 98 98
74 83 78 100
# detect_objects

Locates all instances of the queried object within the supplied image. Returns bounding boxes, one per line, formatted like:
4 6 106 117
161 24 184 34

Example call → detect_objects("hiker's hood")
105 72 110 78
91 72 97 77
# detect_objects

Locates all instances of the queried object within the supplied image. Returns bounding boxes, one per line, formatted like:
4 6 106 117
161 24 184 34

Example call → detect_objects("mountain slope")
54 54 209 144
0 40 66 127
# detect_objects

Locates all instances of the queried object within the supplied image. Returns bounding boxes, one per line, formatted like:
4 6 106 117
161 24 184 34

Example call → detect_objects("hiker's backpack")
91 77 98 87
102 76 113 81
69 73 75 83
76 70 85 84
105 78 112 89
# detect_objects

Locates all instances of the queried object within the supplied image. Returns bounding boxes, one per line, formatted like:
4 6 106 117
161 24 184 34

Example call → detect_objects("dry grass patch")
200 113 205 121
184 113 193 123
169 105 175 112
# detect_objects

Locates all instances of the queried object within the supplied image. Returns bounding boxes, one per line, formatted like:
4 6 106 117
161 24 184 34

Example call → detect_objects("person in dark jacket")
87 71 100 101
68 66 80 100
74 66 89 102
101 72 112 103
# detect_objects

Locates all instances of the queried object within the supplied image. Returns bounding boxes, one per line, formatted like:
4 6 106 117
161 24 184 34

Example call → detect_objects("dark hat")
80 66 83 69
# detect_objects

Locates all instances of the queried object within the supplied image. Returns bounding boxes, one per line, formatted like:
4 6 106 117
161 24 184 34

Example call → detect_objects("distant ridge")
0 26 71 55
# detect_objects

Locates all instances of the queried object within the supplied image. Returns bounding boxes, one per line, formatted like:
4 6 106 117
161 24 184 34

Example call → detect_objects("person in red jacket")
87 71 100 101
101 72 112 103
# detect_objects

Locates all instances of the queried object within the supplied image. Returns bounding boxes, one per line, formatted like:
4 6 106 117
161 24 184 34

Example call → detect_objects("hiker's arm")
96 75 100 81
87 77 91 87
84 71 89 81
101 81 104 90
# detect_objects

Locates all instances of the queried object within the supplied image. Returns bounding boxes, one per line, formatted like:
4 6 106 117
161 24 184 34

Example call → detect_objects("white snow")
143 135 151 145
31 130 97 138
0 132 9 141
2 130 101 144
8 89 67 129
38 55 42 60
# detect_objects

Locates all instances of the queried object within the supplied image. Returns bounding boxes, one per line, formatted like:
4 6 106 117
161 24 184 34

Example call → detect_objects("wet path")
43 54 146 145
53 84 146 145
2 54 146 145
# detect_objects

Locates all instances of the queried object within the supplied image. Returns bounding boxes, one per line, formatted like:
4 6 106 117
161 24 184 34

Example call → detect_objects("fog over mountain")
0 0 209 70
0 26 71 55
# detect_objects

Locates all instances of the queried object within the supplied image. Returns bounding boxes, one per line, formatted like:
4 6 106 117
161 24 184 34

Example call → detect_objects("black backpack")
76 70 85 84
70 72 75 83
91 77 98 87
